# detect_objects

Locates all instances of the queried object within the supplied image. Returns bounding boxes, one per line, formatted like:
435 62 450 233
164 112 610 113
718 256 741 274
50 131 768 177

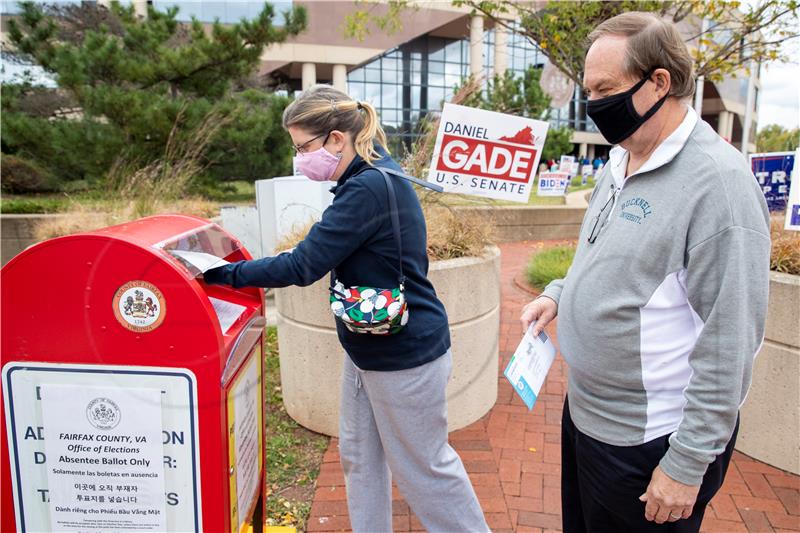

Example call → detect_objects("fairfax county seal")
112 280 166 332
86 397 121 430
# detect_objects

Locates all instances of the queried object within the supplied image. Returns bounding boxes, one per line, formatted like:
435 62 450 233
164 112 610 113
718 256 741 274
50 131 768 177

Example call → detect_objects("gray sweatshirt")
542 115 771 486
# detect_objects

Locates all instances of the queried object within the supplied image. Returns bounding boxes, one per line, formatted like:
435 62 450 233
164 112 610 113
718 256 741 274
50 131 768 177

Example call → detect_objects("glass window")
429 86 445 109
382 66 399 84
429 61 445 75
349 67 365 83
428 71 445 87
348 81 365 102
365 83 381 102
429 41 445 62
382 57 398 71
342 28 583 157
381 109 398 125
411 86 421 109
445 40 463 63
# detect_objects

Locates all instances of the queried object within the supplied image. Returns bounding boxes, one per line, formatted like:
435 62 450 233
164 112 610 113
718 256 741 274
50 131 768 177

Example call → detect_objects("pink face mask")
294 146 342 182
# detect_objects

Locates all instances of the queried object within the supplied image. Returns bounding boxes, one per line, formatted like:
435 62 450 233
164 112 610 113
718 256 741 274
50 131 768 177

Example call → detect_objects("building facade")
1 0 760 157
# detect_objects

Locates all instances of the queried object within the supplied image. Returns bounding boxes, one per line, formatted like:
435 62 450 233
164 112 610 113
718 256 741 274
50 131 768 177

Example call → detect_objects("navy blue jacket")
205 149 451 371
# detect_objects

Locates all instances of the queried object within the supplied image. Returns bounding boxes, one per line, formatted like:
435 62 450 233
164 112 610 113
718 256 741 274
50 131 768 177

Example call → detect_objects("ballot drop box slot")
1 214 266 533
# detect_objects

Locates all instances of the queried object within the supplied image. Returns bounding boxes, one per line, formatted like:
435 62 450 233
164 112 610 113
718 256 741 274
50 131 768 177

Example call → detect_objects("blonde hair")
587 12 695 99
282 84 389 165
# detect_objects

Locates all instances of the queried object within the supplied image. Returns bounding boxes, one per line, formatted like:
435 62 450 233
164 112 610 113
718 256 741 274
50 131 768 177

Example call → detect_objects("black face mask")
586 71 668 145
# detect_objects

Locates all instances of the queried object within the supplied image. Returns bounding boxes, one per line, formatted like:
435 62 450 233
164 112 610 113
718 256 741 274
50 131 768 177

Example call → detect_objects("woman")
204 84 489 533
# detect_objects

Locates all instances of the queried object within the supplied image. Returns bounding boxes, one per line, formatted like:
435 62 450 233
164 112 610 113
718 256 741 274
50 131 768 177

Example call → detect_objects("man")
521 12 770 533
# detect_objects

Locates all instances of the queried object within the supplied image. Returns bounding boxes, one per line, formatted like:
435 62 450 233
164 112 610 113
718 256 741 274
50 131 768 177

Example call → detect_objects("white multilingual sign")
41 384 167 532
428 103 549 203
2 363 202 533
228 351 262 533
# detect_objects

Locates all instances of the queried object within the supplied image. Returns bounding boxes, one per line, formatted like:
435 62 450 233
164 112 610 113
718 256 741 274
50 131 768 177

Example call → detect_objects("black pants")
562 397 738 533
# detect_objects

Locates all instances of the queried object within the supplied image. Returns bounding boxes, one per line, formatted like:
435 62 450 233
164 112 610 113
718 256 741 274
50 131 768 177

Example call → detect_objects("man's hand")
639 466 700 523
520 296 557 335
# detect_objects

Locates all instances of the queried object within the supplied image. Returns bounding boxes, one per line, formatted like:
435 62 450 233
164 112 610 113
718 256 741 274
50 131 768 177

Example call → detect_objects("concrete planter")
453 205 586 243
274 246 501 437
737 271 800 474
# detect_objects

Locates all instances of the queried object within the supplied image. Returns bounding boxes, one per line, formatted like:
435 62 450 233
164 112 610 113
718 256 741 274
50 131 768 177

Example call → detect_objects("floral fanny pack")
328 167 441 335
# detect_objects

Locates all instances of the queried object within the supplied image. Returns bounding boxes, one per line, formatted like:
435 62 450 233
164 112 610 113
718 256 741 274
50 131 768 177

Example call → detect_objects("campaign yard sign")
785 148 800 231
750 151 795 211
559 155 575 174
428 103 549 203
537 172 570 197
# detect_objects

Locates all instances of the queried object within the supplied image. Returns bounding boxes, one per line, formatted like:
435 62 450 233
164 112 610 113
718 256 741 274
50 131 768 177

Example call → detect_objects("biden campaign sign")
537 172 571 197
428 103 549 203
750 151 795 211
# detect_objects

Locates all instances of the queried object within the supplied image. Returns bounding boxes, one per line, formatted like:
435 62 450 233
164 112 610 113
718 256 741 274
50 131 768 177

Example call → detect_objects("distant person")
205 85 489 533
520 12 770 533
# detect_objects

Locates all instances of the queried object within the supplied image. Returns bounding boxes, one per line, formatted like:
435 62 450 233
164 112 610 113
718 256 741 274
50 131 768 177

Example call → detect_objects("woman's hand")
520 297 557 335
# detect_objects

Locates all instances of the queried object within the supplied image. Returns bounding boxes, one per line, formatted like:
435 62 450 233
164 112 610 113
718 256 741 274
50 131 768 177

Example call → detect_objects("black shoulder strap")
329 166 442 289
374 167 405 286
378 167 444 193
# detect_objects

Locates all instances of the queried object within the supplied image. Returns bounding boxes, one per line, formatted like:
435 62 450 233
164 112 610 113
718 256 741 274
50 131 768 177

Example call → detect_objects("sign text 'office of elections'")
428 103 549 203
2 363 201 533
750 151 795 211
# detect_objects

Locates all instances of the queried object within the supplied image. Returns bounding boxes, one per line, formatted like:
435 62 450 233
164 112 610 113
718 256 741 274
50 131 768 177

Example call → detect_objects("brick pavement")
306 241 800 533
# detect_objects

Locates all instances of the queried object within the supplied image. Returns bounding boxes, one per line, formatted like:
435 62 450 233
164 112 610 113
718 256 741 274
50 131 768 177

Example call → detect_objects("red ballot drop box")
1 214 266 533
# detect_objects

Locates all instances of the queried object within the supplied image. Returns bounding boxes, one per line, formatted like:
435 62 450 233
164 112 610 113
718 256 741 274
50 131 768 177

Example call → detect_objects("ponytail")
353 101 389 165
282 84 389 165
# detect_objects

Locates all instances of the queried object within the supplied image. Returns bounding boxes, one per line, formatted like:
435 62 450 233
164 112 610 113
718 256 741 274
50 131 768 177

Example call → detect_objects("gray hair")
587 12 695 99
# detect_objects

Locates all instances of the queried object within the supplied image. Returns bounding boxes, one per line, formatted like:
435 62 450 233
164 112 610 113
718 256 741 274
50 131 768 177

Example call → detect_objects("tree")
345 1 798 85
757 124 800 152
3 1 306 190
455 0 798 85
455 66 574 161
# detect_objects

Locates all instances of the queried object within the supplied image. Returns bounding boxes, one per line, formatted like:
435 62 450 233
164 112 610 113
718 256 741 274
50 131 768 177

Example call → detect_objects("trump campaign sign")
750 151 795 211
428 103 549 203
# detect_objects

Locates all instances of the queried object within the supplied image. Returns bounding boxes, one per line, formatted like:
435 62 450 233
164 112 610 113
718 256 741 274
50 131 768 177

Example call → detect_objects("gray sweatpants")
339 350 490 533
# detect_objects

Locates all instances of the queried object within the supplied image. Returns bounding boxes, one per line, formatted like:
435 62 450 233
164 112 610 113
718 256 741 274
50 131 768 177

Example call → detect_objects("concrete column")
579 143 588 159
132 0 148 18
332 64 347 92
301 63 317 90
470 15 484 79
718 111 733 141
493 24 508 78
588 144 596 160
741 59 757 157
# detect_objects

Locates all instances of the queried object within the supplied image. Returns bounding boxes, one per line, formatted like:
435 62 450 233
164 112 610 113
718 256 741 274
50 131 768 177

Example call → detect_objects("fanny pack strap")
376 167 405 286
330 166 432 289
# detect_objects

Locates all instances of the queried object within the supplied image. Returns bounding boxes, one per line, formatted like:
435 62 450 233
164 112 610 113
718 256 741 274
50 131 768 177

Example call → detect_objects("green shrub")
0 155 58 193
204 90 294 183
0 196 67 214
526 245 576 291
1 108 124 186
